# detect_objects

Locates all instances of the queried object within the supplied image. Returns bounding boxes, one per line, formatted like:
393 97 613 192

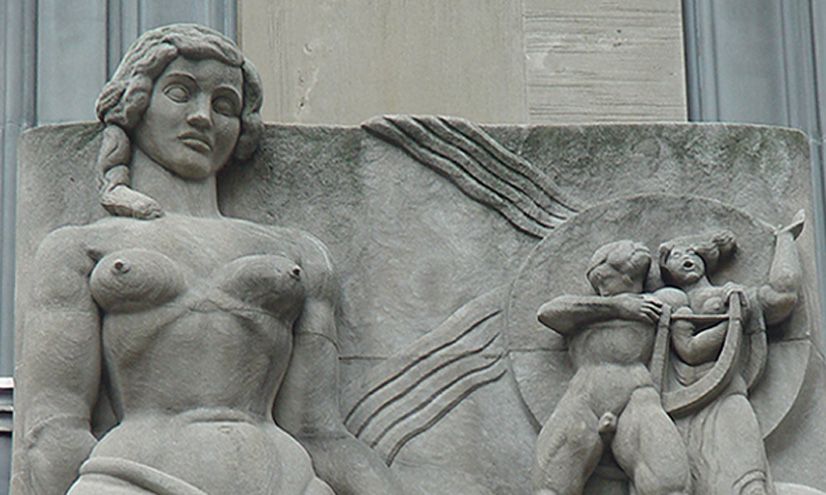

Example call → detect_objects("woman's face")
133 57 243 180
664 245 706 286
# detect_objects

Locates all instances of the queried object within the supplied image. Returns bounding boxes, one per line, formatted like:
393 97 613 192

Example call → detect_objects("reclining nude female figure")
12 24 402 495
533 240 690 495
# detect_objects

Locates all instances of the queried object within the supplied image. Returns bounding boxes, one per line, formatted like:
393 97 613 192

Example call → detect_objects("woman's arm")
759 213 804 325
13 227 101 495
656 288 726 366
670 307 727 366
274 234 403 494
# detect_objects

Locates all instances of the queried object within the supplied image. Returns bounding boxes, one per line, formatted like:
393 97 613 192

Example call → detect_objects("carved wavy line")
364 358 507 463
392 116 561 229
384 117 554 235
344 312 499 431
431 116 578 218
399 299 501 359
363 117 551 237
380 362 507 465
343 288 504 425
346 322 499 435
419 117 568 222
438 117 581 214
359 344 504 447
350 330 502 438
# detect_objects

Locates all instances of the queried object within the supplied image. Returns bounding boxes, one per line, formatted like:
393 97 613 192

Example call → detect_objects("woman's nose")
186 97 212 129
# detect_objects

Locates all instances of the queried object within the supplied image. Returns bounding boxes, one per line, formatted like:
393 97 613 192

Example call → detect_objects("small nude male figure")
533 240 690 495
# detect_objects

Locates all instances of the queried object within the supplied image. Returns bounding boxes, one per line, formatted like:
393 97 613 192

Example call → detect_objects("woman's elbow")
760 286 799 325
675 345 711 366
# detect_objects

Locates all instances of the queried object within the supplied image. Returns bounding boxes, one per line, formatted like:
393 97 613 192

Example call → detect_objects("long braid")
96 123 164 218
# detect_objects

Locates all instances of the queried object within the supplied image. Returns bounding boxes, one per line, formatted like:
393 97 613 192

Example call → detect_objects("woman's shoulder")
37 217 139 251
37 221 103 255
32 221 125 280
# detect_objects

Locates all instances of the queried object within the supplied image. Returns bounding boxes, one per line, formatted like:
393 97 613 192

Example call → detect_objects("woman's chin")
678 274 702 286
164 158 222 180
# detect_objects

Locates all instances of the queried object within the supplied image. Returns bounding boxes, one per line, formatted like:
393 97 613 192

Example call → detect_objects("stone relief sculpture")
653 215 804 495
532 240 690 495
12 24 401 495
12 22 826 495
529 206 807 495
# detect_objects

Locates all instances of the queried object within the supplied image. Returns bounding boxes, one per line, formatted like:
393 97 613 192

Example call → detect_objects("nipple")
112 259 131 274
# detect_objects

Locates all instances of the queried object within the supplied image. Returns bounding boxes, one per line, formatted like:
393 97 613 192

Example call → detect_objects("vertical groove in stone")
1 4 36 491
683 0 720 121
681 0 700 120
806 0 826 341
135 0 234 35
107 0 139 77
2 0 37 379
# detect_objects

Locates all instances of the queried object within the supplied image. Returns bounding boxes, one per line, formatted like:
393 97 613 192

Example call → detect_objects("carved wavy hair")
586 240 662 293
658 230 737 281
95 24 263 218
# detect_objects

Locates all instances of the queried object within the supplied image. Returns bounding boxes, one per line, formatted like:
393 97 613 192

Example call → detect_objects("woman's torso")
77 214 325 493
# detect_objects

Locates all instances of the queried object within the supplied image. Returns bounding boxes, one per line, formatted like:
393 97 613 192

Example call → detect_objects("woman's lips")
179 133 212 152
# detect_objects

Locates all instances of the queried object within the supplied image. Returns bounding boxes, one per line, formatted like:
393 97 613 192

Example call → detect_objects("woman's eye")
213 96 240 117
164 84 190 102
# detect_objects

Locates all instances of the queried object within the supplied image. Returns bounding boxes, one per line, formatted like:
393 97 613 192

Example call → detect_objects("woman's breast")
90 249 305 317
90 248 186 312
688 287 727 315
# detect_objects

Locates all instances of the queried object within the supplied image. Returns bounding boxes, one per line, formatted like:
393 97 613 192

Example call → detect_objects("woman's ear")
658 242 671 269
644 255 664 292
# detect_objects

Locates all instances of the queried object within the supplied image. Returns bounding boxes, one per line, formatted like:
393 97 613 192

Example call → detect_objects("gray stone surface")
11 23 826 495
523 0 686 122
238 0 686 125
239 0 527 124
16 118 826 494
